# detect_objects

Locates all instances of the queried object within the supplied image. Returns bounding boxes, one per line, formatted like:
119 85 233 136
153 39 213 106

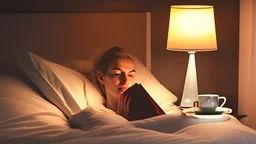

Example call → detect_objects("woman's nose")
120 75 129 85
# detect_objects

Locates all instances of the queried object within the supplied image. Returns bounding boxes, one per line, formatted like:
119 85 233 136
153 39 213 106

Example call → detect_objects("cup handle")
218 96 226 107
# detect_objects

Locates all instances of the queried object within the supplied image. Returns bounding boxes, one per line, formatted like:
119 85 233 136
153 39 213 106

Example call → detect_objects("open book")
123 83 165 121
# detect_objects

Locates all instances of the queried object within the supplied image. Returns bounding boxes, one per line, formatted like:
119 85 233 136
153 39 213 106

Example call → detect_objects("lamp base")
180 52 199 108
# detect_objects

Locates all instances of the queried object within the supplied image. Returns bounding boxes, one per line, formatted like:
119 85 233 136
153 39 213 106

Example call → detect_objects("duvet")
0 75 256 144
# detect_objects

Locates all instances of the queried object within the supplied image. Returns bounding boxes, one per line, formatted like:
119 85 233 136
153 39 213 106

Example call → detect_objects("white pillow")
65 57 178 113
70 104 134 131
17 50 106 119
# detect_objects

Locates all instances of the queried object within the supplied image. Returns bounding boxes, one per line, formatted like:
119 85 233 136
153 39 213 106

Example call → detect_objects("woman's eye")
128 72 135 77
113 73 121 76
128 73 135 77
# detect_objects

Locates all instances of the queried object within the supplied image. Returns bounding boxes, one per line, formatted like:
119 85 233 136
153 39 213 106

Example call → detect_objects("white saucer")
181 107 232 120
186 113 229 120
182 107 233 114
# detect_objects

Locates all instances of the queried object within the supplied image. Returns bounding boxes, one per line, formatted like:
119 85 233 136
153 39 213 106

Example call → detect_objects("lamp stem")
180 52 199 108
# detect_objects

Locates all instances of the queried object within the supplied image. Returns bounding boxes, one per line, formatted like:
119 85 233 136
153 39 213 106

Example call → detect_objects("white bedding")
1 75 256 144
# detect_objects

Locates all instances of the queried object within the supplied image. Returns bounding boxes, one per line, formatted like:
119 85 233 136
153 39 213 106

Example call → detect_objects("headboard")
0 12 151 75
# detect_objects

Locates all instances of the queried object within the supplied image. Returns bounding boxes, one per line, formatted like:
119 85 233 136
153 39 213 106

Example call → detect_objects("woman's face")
101 58 136 102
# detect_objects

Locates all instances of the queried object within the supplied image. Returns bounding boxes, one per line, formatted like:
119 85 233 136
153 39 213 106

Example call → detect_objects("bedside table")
232 114 247 120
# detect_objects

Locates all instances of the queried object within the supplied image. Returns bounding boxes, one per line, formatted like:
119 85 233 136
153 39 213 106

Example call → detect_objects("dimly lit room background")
0 0 239 113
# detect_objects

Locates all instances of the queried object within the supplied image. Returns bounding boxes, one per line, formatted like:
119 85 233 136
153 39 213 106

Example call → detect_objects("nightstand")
232 114 247 120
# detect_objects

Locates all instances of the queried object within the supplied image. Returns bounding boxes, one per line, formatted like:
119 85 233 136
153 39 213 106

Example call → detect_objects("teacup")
197 94 226 112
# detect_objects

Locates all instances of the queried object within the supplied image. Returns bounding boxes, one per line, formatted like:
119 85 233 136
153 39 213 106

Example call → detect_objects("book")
123 83 166 121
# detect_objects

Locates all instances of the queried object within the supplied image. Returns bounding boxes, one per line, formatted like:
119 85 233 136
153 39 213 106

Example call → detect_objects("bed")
0 13 256 144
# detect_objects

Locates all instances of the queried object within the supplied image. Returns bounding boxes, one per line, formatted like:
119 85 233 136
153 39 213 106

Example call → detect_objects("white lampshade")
167 5 217 52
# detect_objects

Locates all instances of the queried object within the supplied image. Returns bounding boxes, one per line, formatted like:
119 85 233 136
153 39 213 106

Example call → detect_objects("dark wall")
0 0 239 113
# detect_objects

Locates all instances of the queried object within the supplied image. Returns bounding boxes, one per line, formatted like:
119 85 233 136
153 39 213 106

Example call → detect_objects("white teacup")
197 94 226 112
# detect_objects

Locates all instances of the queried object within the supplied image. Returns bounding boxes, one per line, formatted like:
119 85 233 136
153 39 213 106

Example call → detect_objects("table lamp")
166 5 217 108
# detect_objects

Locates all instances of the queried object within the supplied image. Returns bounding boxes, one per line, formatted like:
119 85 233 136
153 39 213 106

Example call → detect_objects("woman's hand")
116 93 131 120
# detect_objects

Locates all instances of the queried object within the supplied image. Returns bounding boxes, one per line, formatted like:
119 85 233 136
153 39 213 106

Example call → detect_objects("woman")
91 46 136 119
88 47 233 132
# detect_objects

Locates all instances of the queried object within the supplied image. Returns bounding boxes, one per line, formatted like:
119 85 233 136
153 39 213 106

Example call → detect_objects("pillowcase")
70 104 134 131
65 57 178 113
17 50 105 119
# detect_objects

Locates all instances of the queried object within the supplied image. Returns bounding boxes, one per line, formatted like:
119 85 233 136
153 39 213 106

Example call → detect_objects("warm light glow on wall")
167 5 217 52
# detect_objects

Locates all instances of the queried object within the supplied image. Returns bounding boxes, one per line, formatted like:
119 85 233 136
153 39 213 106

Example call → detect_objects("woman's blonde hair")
90 46 135 98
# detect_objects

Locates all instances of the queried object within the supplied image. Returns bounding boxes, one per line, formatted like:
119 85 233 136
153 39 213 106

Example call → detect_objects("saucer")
187 113 229 120
182 107 232 114
181 107 232 120
194 110 223 115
